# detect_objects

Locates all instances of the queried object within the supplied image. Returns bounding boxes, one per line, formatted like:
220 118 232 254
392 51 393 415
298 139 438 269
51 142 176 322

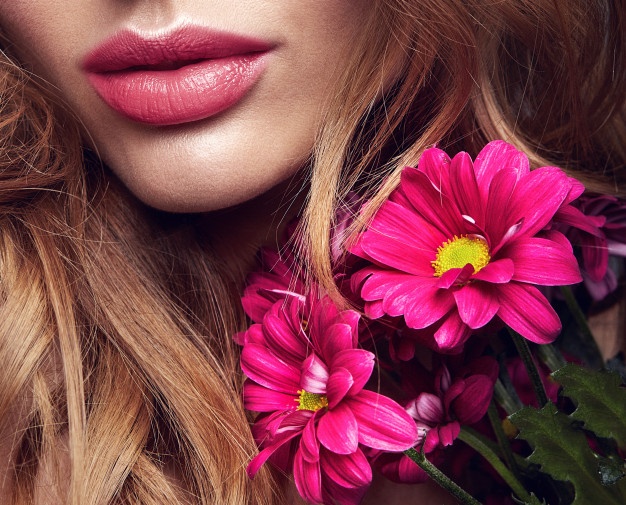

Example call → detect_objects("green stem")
508 328 549 407
404 448 482 505
458 428 533 503
536 343 567 373
493 378 522 416
560 285 604 369
487 401 521 481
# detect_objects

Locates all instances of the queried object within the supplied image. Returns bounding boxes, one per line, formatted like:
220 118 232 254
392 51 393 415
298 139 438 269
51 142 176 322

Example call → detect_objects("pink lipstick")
83 26 272 126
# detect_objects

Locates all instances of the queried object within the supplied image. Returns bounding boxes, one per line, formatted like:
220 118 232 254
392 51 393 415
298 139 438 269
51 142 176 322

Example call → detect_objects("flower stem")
536 343 567 373
458 427 534 504
404 448 482 505
493 377 523 416
487 401 521 481
508 328 549 407
560 285 604 369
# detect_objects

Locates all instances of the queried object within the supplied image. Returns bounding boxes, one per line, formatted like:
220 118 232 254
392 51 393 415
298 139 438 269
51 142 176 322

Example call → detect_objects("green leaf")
510 403 626 505
551 363 626 448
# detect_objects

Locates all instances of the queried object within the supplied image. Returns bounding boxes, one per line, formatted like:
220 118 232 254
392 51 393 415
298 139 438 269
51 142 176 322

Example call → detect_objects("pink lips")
83 27 272 126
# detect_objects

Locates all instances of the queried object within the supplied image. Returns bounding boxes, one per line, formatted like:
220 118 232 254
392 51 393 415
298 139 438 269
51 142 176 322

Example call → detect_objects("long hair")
0 0 624 504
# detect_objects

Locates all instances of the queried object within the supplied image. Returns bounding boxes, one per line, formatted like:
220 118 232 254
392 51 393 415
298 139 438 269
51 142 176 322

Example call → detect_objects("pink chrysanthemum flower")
351 141 583 351
240 292 417 505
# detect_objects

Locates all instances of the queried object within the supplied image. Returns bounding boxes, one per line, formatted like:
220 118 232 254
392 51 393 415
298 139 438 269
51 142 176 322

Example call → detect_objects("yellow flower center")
296 390 329 412
432 235 491 277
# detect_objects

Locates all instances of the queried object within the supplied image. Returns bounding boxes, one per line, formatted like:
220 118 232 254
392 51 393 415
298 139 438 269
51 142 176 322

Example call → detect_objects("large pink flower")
240 292 417 505
351 141 582 351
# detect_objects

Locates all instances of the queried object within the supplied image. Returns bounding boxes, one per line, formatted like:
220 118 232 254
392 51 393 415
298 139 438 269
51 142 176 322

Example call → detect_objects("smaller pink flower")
558 194 626 300
374 356 498 484
240 291 417 504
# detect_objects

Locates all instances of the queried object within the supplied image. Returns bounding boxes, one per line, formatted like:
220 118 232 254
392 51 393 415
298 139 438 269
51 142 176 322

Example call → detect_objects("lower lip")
86 53 268 126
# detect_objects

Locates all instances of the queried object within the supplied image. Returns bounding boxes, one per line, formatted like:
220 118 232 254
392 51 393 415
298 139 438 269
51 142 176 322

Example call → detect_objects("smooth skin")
0 0 369 212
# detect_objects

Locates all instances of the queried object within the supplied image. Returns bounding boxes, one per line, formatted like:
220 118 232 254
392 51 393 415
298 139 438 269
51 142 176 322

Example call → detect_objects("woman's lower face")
0 0 370 212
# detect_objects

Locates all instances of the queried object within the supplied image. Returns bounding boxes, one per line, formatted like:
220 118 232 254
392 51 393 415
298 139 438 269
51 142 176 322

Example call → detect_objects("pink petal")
321 448 372 489
234 323 265 347
438 421 461 446
247 422 304 478
542 229 574 251
348 390 419 451
331 349 375 396
417 146 452 189
473 141 529 197
400 168 465 236
504 236 582 285
564 178 585 204
361 271 426 302
360 232 436 276
448 375 495 424
300 415 321 463
241 343 300 394
580 234 609 282
326 367 354 409
555 205 605 237
243 382 296 412
454 284 499 329
241 290 275 324
317 403 359 454
412 392 445 424
404 283 455 329
472 258 514 284
484 169 519 247
505 167 572 238
433 312 472 350
395 453 430 483
449 151 483 222
247 446 282 479
435 365 452 395
436 264 474 289
294 451 323 504
364 299 385 319
497 283 562 344
323 476 370 505
262 312 308 363
365 199 446 252
300 353 330 394
308 296 340 342
381 278 436 318
321 323 357 362
339 310 361 344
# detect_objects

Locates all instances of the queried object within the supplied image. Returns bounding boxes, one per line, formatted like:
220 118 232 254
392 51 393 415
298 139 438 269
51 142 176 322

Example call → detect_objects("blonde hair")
1 0 624 503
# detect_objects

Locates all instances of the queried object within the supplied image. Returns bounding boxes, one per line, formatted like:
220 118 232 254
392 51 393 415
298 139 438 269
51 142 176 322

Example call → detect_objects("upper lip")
82 25 273 73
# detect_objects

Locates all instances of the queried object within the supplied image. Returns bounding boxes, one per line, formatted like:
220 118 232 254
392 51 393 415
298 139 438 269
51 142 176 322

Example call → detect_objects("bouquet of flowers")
235 141 626 504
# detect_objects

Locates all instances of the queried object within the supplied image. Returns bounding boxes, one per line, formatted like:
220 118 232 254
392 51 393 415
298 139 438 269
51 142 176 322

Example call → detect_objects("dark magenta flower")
351 141 582 351
240 292 417 504
374 356 498 484
558 194 626 300
240 245 306 325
